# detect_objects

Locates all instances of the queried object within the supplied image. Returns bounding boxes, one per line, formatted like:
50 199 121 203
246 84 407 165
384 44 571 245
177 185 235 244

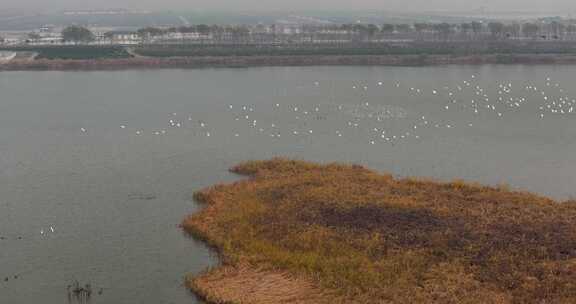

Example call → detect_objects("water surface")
1 65 576 303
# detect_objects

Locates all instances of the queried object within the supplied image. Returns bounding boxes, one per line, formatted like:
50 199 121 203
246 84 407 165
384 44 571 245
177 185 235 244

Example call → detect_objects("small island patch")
182 158 576 304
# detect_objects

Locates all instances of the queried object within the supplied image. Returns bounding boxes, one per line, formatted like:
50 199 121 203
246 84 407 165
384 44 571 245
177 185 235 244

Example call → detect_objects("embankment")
3 53 576 71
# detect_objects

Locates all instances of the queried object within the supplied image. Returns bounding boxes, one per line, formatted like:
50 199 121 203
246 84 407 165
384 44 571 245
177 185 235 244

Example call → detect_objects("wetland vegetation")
183 158 576 304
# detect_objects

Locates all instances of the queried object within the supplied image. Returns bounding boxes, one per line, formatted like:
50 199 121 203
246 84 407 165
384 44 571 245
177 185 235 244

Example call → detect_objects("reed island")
182 158 576 304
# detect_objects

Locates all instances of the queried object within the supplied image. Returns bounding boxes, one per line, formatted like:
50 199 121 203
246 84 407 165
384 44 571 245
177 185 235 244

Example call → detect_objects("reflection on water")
1 65 576 303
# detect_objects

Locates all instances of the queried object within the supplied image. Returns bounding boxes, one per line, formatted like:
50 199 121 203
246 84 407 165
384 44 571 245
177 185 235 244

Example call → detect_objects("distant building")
105 31 140 45
38 25 58 34
164 32 212 40
0 37 22 45
318 29 349 35
33 36 63 45
63 9 151 16
0 51 17 63
272 24 302 35
251 24 272 34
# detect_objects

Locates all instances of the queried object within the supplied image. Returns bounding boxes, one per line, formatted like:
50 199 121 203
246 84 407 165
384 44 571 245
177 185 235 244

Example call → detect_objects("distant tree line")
62 26 95 43
134 21 576 44
25 26 95 44
20 21 576 46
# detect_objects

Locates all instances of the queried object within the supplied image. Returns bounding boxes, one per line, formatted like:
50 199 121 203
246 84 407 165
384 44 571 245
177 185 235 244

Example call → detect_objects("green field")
0 46 132 60
133 45 451 57
133 42 576 58
3 42 576 61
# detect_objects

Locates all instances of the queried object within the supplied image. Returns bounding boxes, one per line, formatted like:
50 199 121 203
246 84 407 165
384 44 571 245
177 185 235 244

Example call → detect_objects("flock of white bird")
78 75 574 147
39 226 55 236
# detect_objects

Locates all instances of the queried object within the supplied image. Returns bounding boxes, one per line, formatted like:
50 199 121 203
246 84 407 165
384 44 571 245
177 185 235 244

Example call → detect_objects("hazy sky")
1 0 576 12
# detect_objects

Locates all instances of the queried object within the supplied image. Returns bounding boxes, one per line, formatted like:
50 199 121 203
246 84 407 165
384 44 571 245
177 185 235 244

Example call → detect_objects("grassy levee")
133 45 447 57
0 46 131 60
183 158 576 304
134 41 576 58
3 40 576 62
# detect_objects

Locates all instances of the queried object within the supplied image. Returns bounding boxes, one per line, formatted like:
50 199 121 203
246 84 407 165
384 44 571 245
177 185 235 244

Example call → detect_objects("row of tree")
305 21 576 40
20 21 576 44
137 25 251 38
27 25 95 43
136 21 576 41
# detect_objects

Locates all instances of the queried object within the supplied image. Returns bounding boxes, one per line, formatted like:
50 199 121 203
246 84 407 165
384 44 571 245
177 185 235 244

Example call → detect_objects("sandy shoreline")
3 53 576 71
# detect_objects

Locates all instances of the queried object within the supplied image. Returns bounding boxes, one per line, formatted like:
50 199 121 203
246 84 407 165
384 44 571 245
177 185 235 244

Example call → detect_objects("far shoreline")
3 53 576 71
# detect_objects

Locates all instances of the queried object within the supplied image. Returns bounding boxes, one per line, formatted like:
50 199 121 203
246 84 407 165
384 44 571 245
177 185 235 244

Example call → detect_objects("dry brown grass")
182 158 576 304
188 264 344 304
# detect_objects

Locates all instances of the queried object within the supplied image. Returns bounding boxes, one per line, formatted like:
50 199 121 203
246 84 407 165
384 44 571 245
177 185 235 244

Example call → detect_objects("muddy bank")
2 53 576 71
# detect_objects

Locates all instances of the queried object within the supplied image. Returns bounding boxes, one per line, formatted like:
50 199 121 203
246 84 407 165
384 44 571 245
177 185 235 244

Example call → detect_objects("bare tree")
471 22 484 39
548 21 566 40
27 32 41 42
62 26 95 44
505 23 521 39
413 23 429 40
488 22 505 40
381 24 395 37
434 23 453 41
523 23 540 40
460 23 472 40
567 24 576 40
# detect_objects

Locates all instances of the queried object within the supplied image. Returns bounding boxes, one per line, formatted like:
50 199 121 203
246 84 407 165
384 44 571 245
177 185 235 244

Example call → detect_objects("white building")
164 32 212 40
0 51 17 63
105 31 141 45
1 37 22 45
272 24 302 35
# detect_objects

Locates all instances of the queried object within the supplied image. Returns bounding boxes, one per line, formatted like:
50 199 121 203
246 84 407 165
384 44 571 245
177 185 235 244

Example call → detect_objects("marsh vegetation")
183 158 576 304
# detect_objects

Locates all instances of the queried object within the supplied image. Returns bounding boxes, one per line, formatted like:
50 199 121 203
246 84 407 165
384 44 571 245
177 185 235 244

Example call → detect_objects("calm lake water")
1 65 576 303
